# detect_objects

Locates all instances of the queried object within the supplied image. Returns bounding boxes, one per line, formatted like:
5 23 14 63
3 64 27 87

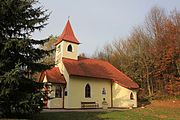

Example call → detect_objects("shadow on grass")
0 113 35 119
4 107 179 120
31 109 162 120
32 111 110 120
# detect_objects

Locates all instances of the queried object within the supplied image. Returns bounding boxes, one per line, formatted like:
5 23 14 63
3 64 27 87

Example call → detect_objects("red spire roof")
55 20 80 45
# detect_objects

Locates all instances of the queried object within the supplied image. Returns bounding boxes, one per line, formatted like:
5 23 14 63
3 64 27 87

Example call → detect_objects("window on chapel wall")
130 92 134 100
85 84 91 98
67 44 72 52
57 45 61 52
55 85 62 98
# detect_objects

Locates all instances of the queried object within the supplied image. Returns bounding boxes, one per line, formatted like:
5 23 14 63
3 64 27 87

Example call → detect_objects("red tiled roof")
55 20 80 45
38 67 66 84
63 58 139 89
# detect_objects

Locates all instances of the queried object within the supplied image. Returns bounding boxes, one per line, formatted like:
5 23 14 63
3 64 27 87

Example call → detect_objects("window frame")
130 92 134 100
85 84 91 98
55 85 62 98
67 44 73 52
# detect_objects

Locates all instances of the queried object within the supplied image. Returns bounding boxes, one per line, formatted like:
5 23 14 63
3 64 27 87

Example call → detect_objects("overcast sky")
32 0 180 55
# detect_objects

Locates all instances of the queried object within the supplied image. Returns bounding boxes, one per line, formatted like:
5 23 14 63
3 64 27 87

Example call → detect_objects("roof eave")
69 74 112 80
55 39 80 46
69 74 139 89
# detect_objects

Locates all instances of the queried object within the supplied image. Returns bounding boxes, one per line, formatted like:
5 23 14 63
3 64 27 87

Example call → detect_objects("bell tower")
55 20 80 66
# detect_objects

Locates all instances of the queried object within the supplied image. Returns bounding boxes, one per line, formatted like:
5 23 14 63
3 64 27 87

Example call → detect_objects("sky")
32 0 180 56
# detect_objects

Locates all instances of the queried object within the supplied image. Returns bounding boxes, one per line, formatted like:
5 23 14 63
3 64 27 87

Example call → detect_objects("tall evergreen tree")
0 0 50 116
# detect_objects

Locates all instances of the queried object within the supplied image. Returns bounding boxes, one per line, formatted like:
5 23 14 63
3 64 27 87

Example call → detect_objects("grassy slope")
100 107 180 120
33 107 180 120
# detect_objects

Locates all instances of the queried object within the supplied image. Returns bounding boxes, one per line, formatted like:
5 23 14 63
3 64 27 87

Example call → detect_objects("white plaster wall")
48 98 63 108
112 83 138 107
47 85 63 108
55 42 63 66
68 76 112 108
55 41 78 66
60 63 69 108
42 75 48 83
62 41 78 60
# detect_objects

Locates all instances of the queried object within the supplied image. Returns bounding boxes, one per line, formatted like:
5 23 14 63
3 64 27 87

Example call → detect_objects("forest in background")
93 7 180 99
42 7 180 100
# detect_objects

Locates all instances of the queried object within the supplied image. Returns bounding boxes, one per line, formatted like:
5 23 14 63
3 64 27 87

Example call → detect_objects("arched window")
55 85 62 98
67 44 72 52
130 92 134 100
85 84 91 98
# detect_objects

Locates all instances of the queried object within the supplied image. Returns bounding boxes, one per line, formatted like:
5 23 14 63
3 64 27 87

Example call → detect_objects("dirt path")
147 100 180 108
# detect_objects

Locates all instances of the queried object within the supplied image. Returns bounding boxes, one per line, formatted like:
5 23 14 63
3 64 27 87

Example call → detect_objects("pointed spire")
55 20 80 45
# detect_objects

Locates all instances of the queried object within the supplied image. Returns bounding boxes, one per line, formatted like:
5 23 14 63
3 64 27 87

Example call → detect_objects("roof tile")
63 58 139 89
38 67 66 84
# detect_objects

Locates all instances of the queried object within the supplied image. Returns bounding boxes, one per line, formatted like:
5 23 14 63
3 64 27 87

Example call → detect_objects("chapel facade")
38 20 139 109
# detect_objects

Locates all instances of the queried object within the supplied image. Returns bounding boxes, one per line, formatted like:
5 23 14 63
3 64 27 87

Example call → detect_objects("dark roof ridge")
62 57 110 64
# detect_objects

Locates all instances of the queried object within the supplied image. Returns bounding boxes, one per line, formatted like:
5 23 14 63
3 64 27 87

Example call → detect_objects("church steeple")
55 20 80 45
55 20 79 66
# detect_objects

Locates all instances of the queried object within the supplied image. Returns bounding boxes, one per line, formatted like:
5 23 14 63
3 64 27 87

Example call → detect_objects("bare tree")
93 7 180 98
40 35 57 65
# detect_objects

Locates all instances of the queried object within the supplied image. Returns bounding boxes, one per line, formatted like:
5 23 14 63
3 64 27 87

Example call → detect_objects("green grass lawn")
32 107 180 120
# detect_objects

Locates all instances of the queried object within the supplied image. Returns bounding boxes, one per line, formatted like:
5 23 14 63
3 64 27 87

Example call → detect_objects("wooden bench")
81 102 99 108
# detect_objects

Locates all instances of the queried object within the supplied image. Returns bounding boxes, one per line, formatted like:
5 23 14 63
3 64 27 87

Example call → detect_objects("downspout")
111 80 113 108
62 85 65 109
